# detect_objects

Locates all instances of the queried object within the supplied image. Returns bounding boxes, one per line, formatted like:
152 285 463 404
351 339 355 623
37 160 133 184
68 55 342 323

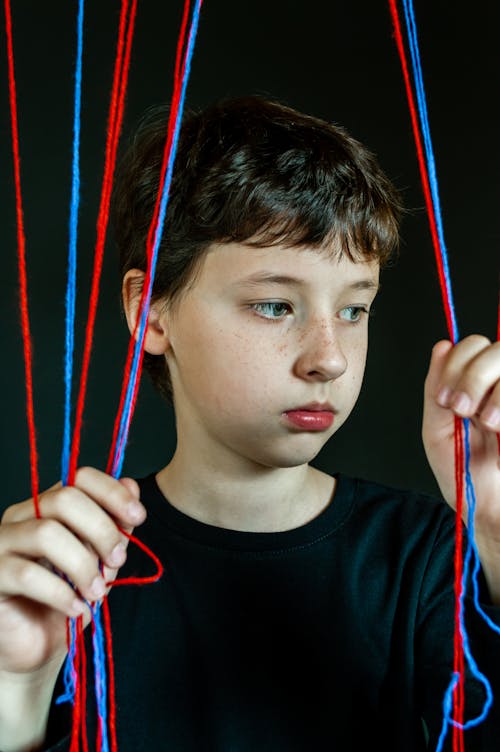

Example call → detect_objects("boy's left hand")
422 336 500 602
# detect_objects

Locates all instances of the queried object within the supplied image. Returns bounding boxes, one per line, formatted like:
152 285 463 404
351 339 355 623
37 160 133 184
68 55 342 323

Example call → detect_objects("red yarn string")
78 619 89 752
97 5 192 742
96 12 192 744
105 0 192 476
68 616 90 752
387 2 466 749
387 0 455 343
69 673 80 752
109 527 164 587
452 417 465 746
3 0 41 517
174 0 191 88
67 0 138 486
6 0 188 747
63 3 137 747
107 1 137 191
89 615 104 752
97 532 163 752
102 597 118 752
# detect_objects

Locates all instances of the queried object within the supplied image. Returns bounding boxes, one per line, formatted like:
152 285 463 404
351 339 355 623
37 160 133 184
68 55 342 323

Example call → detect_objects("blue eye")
339 306 368 323
253 301 291 319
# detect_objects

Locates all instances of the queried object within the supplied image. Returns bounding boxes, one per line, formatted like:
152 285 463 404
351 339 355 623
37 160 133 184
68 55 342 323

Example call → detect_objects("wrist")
0 658 64 752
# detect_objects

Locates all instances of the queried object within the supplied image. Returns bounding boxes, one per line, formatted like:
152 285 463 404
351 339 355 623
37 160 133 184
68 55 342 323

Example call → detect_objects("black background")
1 1 498 511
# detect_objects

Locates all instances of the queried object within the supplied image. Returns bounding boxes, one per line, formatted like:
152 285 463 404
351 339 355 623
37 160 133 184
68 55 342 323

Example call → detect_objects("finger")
0 554 87 619
117 477 141 534
118 476 140 499
3 486 129 570
434 335 497 417
72 467 145 521
0 518 108 604
3 469 145 529
424 339 454 399
478 379 500 432
0 485 64 525
4 468 145 535
423 340 455 445
39 474 139 501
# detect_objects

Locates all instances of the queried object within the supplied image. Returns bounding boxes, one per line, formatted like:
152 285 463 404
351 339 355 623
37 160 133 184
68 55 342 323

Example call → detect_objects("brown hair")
112 95 402 400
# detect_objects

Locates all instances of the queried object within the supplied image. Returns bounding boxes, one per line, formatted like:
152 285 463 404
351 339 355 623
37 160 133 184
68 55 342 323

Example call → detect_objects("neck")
155 442 335 533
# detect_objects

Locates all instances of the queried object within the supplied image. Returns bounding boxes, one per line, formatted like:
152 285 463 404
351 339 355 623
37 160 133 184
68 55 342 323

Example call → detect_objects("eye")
252 301 292 320
338 305 368 323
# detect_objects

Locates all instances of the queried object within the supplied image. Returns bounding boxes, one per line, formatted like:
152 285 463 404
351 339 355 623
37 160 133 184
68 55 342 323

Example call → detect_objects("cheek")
344 337 369 394
176 325 276 403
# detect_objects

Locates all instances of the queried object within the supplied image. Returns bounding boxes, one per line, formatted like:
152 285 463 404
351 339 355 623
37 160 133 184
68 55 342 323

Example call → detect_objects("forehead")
200 241 380 291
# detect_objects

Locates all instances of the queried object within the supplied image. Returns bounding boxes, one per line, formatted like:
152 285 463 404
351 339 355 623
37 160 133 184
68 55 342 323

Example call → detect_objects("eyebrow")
234 271 380 292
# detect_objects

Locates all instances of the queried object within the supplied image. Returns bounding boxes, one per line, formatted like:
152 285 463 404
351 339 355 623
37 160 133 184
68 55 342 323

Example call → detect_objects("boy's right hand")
0 466 146 676
0 467 146 751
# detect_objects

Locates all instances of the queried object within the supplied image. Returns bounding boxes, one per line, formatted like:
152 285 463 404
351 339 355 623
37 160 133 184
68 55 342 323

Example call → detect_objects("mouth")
282 402 336 431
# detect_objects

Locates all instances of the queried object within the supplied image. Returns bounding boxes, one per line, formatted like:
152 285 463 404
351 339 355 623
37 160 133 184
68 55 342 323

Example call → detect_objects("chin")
250 437 331 470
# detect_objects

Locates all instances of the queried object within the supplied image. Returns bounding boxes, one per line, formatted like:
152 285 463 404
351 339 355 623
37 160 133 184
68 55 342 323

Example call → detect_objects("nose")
293 319 348 383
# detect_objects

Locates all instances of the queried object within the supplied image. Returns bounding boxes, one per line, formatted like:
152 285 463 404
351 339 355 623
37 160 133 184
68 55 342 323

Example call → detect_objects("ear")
122 269 170 355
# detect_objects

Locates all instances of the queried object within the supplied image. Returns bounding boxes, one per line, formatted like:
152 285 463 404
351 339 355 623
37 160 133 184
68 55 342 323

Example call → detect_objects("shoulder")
337 473 456 554
343 473 451 519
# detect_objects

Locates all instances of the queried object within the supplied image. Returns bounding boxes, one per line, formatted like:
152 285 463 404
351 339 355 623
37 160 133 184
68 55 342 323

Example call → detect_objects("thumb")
118 476 140 500
422 339 454 446
103 478 142 587
117 477 141 536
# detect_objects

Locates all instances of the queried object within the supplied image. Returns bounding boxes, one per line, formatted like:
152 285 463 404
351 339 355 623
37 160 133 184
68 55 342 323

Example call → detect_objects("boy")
0 95 499 751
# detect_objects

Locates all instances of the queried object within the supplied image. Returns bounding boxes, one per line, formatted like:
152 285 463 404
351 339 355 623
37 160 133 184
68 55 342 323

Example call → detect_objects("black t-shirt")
46 473 500 750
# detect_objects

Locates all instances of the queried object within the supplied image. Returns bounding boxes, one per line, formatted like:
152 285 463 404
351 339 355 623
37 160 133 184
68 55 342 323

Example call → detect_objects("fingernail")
108 542 127 567
90 575 106 599
127 501 145 523
437 386 452 407
481 406 500 430
451 391 472 415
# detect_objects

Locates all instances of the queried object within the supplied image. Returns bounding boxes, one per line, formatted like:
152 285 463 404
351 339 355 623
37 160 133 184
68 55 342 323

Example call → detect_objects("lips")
283 402 335 431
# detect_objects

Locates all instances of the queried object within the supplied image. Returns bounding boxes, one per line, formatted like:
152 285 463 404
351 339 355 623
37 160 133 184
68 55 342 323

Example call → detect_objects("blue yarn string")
435 421 496 750
400 0 496 744
57 0 85 712
61 0 84 486
401 0 458 344
110 0 203 479
91 601 110 752
58 2 111 739
56 616 78 705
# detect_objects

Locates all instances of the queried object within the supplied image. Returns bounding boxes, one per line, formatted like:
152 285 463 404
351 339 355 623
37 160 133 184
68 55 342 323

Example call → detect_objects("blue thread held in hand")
56 616 79 705
401 0 458 344
110 0 203 479
61 0 84 486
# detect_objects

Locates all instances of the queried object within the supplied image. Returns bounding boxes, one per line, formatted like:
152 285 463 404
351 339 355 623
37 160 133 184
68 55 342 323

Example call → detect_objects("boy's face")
162 242 379 470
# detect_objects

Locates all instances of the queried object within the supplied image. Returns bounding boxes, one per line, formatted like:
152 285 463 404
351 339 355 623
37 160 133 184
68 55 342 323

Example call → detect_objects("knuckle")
462 362 495 396
463 334 491 349
75 466 101 487
107 483 130 509
1 505 16 525
0 553 12 582
76 465 94 479
15 559 38 590
1 500 28 524
33 518 61 548
53 486 80 507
